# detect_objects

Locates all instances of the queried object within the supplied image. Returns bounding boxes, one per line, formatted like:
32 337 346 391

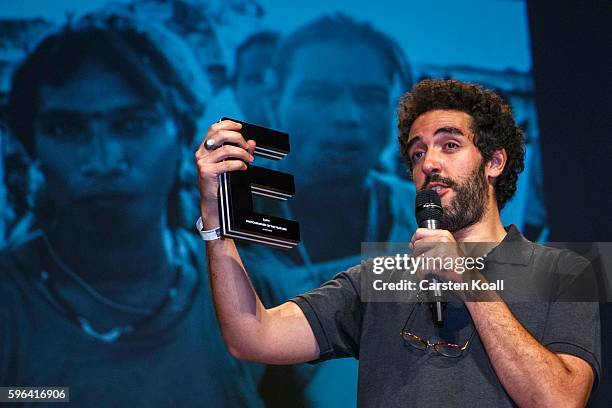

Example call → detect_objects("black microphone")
415 189 445 327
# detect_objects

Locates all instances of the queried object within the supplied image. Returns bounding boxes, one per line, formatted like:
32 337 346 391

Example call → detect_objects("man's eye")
296 88 327 99
411 151 425 162
41 122 85 139
245 74 264 85
356 89 389 107
113 117 152 134
444 142 459 149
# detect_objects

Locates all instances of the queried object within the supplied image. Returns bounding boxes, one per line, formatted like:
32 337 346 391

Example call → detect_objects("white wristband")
196 217 221 241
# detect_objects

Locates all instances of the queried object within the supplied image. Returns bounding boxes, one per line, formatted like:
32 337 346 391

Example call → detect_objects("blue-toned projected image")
0 1 545 406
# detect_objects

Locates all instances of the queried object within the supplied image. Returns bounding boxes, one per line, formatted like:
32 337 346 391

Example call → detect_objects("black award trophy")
218 117 300 249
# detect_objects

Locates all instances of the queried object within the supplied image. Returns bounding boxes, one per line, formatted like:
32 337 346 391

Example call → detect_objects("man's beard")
423 161 488 232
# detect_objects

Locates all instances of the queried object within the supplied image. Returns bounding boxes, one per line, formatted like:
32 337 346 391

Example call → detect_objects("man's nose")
421 149 443 177
81 124 128 177
331 91 361 127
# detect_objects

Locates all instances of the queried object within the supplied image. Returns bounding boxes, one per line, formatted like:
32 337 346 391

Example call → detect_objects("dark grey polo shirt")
291 226 601 407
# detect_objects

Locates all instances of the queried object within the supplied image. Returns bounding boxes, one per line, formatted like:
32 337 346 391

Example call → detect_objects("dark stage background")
528 1 611 405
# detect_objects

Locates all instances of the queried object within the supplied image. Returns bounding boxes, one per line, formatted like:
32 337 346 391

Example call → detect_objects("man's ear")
486 149 507 182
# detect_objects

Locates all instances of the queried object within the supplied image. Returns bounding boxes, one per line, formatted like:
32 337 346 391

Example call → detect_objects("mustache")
420 173 457 190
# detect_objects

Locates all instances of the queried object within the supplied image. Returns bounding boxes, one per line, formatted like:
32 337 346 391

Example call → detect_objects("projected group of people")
0 1 559 406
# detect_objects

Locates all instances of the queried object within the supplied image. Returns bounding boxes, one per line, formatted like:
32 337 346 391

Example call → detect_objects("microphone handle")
419 219 444 327
421 219 440 230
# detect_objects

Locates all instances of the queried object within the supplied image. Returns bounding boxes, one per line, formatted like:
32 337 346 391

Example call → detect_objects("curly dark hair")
397 79 525 210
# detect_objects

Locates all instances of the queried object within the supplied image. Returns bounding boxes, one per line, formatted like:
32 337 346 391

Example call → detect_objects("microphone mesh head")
415 189 443 225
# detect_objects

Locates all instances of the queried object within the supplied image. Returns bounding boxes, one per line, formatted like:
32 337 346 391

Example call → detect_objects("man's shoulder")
529 240 591 274
0 233 41 312
521 237 597 301
0 232 41 280
319 261 369 294
500 225 589 268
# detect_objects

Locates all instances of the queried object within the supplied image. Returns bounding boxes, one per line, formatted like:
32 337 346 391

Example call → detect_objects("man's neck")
39 208 181 323
45 210 173 286
452 197 507 244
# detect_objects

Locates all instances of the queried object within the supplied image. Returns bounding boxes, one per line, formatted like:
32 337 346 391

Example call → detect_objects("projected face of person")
407 110 489 231
234 41 276 125
276 41 393 190
33 59 180 228
184 28 226 94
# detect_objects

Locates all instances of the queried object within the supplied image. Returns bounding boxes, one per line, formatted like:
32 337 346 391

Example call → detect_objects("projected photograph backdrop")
0 0 546 406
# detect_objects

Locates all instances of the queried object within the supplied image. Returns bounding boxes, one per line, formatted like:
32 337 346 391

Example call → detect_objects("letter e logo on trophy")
217 117 300 249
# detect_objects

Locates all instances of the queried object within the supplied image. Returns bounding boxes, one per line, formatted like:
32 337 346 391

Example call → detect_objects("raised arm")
195 120 319 364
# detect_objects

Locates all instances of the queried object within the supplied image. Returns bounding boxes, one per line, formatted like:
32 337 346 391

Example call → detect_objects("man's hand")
193 121 319 365
194 120 255 228
409 227 466 284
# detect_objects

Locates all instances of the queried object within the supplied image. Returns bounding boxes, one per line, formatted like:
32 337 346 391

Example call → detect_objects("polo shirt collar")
485 225 534 266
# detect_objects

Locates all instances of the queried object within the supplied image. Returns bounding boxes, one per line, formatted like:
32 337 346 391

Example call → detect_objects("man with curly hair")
195 79 600 407
398 79 524 220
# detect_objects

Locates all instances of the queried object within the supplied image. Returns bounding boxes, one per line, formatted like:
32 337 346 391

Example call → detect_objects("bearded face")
422 160 488 232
